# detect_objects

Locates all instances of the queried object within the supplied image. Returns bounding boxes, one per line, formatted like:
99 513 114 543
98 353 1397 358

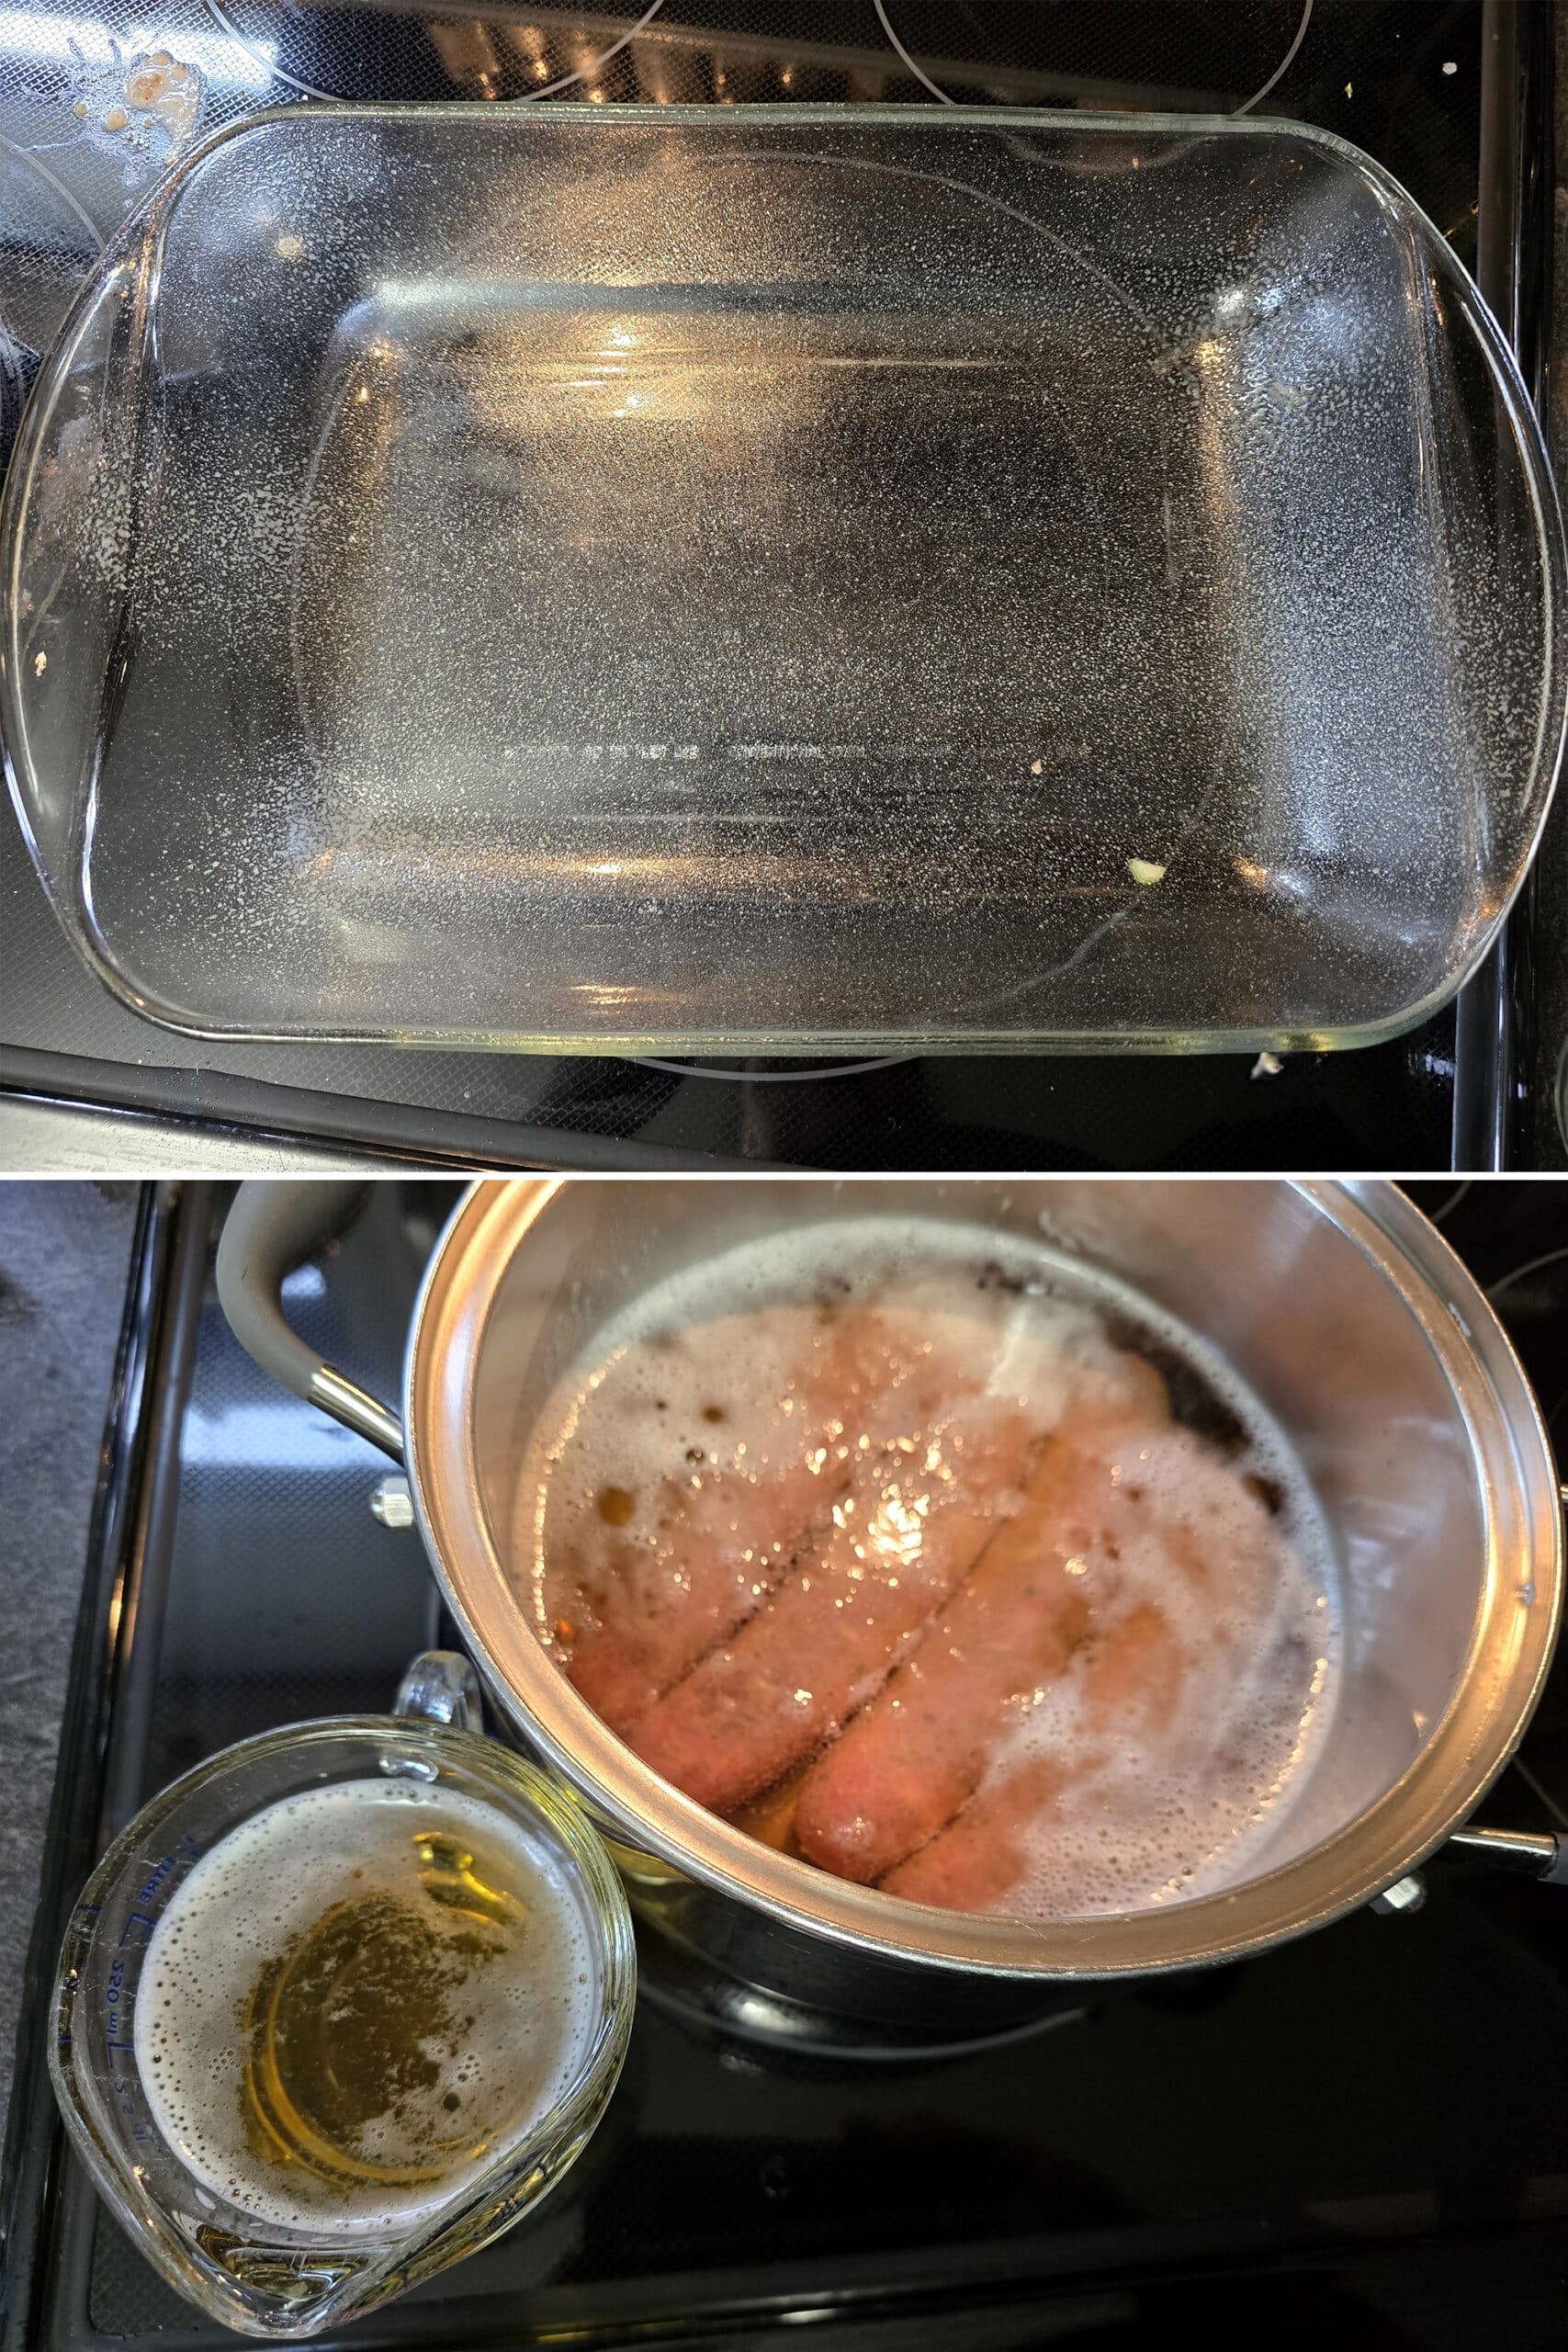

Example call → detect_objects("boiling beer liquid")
515 1216 1342 1917
134 1781 597 2232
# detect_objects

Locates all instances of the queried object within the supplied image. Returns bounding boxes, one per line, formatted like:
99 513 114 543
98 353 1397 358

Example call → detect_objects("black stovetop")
2 1176 1564 2349
0 1 1557 1170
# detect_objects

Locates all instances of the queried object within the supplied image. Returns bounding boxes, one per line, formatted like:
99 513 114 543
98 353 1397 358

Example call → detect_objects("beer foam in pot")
517 1216 1151 1648
914 1422 1341 1917
515 1215 1341 1919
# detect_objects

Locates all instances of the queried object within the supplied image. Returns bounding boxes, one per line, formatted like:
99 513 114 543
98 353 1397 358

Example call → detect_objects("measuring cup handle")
216 1182 405 1462
395 1651 484 1732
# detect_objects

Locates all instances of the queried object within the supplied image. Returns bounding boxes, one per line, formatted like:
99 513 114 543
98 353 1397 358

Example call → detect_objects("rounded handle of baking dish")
215 1181 405 1462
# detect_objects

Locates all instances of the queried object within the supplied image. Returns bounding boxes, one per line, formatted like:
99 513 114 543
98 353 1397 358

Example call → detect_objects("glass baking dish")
4 104 1562 1055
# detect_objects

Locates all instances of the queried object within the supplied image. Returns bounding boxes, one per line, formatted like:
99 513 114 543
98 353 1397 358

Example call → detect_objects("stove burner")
633 1917 1091 2064
0 135 105 448
202 0 1321 118
879 0 1316 114
635 1056 914 1083
204 0 667 106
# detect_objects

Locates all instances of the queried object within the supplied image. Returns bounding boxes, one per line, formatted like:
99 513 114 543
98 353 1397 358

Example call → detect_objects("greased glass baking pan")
3 104 1562 1055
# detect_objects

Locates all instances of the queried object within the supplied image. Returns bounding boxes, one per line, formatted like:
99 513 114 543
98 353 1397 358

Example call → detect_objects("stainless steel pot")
219 1180 1565 2044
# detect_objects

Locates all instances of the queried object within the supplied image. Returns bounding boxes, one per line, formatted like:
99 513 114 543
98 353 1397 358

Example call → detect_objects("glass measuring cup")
49 1653 636 2338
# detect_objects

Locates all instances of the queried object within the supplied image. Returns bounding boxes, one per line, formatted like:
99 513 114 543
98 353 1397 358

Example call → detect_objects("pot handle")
1446 1826 1568 1884
216 1181 405 1463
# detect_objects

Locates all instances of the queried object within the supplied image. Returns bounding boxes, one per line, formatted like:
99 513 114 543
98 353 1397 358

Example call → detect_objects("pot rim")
405 1179 1562 1978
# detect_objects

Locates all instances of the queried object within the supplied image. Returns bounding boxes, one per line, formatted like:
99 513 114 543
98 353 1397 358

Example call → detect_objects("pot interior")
454 1179 1551 1910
